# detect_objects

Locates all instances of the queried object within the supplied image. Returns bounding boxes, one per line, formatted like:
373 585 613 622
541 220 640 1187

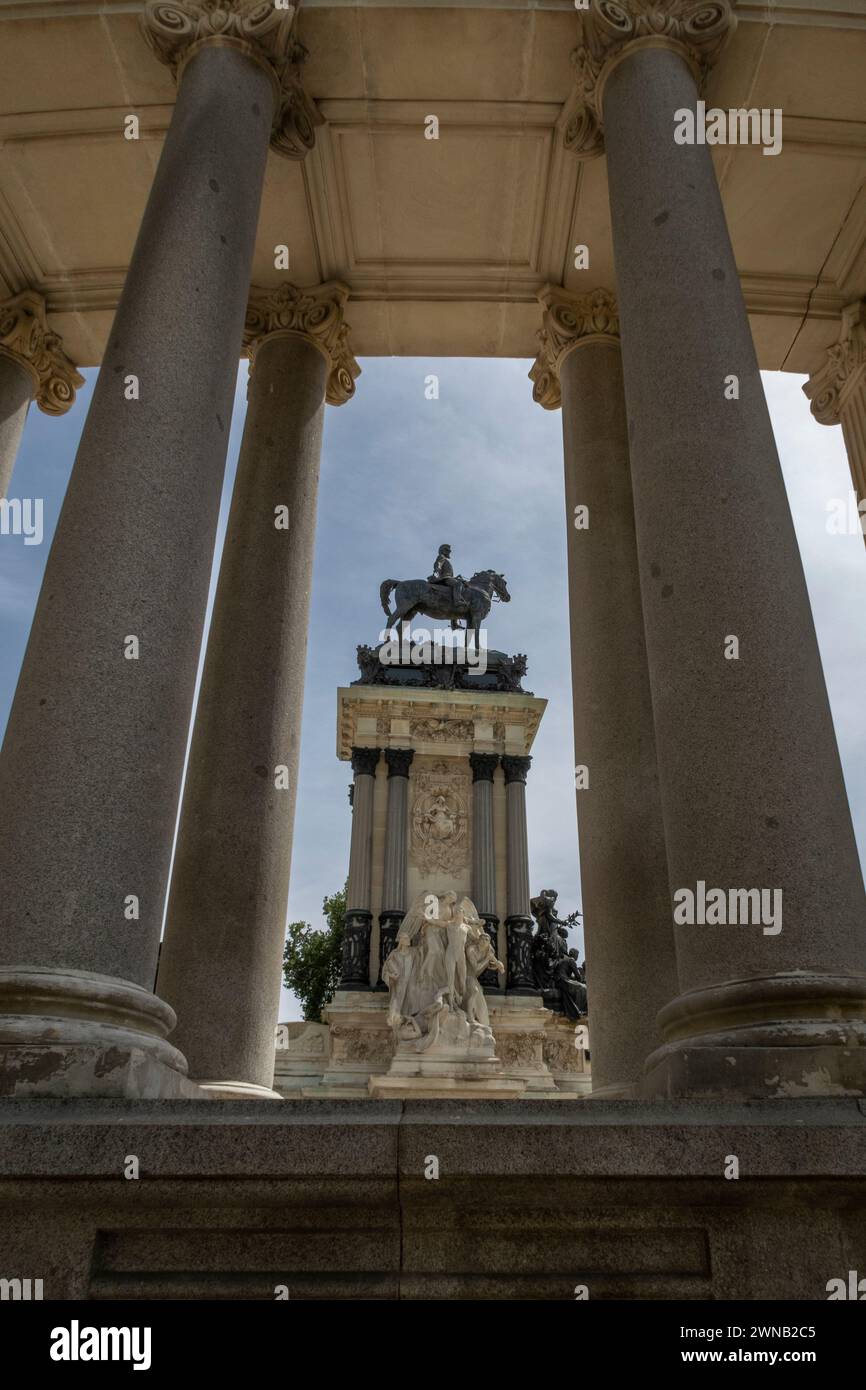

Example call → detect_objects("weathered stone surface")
0 1098 865 1300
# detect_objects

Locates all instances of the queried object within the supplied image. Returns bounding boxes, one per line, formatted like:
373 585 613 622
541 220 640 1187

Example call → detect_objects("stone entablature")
337 686 547 763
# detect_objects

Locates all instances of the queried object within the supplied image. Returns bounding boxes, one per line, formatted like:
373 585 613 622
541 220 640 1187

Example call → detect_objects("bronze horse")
380 569 510 646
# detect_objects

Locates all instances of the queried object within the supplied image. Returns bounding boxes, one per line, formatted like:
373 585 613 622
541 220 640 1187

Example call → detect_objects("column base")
505 915 541 997
641 972 866 1101
338 910 373 991
0 967 195 1099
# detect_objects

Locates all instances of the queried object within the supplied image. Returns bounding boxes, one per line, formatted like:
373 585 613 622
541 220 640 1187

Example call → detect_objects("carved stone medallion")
410 761 469 874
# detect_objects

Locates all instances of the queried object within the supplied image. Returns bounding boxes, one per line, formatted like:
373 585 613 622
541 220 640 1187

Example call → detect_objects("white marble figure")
382 890 505 1053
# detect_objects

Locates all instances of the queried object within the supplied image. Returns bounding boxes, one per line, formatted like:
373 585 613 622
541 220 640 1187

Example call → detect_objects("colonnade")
0 0 864 1101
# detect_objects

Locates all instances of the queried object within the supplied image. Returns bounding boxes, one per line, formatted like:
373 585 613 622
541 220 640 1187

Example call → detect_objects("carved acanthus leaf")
803 301 866 427
529 285 619 410
565 0 736 157
141 1 323 160
244 281 360 405
0 291 83 416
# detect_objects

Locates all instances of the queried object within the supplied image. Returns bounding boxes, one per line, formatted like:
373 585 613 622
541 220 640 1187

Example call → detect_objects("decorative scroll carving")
0 291 83 415
565 0 736 158
410 761 470 874
804 301 866 427
141 1 323 160
244 281 360 405
529 285 619 410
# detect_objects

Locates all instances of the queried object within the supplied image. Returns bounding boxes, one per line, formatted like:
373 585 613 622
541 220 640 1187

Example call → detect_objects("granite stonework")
1 1098 865 1300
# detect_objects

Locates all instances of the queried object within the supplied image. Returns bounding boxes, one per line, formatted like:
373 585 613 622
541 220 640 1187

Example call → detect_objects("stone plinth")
273 1022 330 1098
316 992 394 1098
487 996 558 1096
543 1013 592 1098
3 1097 866 1300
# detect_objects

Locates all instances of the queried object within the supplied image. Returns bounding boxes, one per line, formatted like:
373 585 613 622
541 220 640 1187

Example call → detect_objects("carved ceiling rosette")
141 1 323 159
529 285 619 410
0 291 83 416
565 0 735 158
243 281 361 405
410 762 470 875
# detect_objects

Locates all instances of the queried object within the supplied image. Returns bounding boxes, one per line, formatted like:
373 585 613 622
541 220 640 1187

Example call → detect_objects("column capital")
564 0 736 159
803 301 866 427
385 747 414 778
502 755 532 786
243 281 360 405
470 751 499 783
351 746 381 778
141 0 323 160
529 285 619 410
0 290 83 415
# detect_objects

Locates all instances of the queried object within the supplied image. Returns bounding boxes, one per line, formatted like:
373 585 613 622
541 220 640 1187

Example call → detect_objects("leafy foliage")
282 885 346 1022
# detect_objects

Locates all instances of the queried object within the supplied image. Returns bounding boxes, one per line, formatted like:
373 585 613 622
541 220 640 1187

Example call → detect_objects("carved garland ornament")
410 761 470 875
141 1 323 159
529 285 619 410
565 0 736 159
243 282 360 405
0 292 83 415
803 301 866 428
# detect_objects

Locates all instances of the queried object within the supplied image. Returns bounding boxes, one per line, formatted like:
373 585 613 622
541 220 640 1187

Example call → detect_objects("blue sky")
2 358 865 1021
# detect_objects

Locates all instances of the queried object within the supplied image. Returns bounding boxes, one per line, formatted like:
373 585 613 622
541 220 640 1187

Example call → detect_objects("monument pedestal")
367 1003 526 1099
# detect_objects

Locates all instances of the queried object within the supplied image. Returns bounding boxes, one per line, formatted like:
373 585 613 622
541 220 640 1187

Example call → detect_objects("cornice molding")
565 0 736 159
529 284 619 410
804 300 866 426
0 290 84 415
141 1 322 160
243 281 360 406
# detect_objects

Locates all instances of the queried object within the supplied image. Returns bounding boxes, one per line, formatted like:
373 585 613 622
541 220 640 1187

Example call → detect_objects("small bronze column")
502 755 539 996
339 747 381 989
376 748 414 988
470 752 502 992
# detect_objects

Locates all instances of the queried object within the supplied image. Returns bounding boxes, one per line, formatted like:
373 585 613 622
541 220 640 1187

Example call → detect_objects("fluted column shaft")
157 326 333 1097
0 41 277 1096
377 748 414 987
532 289 678 1094
340 748 381 990
600 35 866 1096
470 752 501 991
503 755 538 996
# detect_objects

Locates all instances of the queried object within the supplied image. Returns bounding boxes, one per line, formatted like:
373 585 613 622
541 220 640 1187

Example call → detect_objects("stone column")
340 748 381 990
470 752 502 992
573 0 866 1098
502 755 538 996
530 284 678 1096
157 284 358 1098
0 290 83 497
0 4 321 1098
804 300 866 547
376 748 414 988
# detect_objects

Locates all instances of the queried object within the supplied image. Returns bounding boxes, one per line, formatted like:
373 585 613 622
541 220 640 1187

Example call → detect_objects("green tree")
282 885 346 1022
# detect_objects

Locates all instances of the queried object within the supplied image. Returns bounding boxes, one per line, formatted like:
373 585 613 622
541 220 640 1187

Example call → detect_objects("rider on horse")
428 544 468 610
